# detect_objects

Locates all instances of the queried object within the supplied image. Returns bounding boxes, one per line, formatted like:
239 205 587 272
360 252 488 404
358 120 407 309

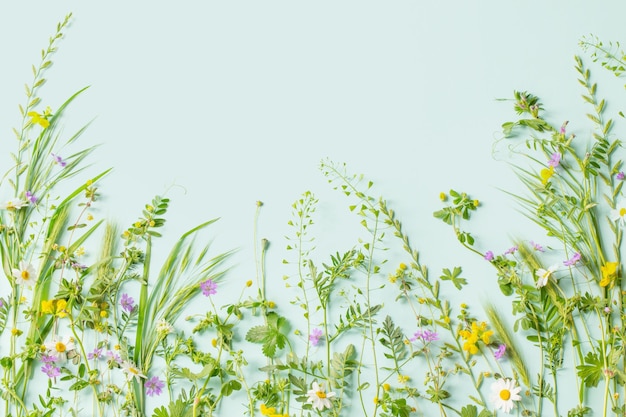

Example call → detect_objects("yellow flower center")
499 389 511 400
620 208 626 217
316 390 327 399
21 270 29 280
55 342 66 353
129 367 139 375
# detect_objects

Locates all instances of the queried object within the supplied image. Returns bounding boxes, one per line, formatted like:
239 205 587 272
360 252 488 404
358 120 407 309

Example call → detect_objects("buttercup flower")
490 378 521 413
44 336 75 362
121 360 147 382
535 264 559 288
309 328 323 346
306 381 336 410
600 262 619 287
563 252 581 267
200 279 217 296
610 200 626 226
459 321 493 355
494 344 507 360
12 261 37 287
145 376 165 396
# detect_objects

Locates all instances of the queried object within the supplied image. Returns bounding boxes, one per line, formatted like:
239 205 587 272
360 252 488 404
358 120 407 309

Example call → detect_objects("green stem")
133 235 151 415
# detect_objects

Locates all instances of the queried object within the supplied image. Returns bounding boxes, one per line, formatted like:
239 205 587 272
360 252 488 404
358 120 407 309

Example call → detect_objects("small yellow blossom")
11 328 22 336
86 179 93 186
211 338 217 348
146 204 154 212
459 321 493 355
41 299 54 314
473 199 480 207
114 344 121 350
439 192 447 201
149 220 155 227
418 298 426 304
460 303 467 309
58 246 66 253
27 110 50 128
540 166 555 185
399 262 407 270
100 310 108 318
268 301 276 309
75 246 85 256
389 275 398 284
246 280 253 287
373 397 380 405
86 213 94 221
600 262 619 287
134 221 142 228
397 374 410 384
443 316 451 324
383 383 390 391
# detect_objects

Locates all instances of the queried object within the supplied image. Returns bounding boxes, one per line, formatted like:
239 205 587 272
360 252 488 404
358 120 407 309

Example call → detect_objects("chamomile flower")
490 378 521 413
43 336 75 362
535 264 559 288
121 360 147 382
306 381 336 410
610 200 626 226
12 261 37 287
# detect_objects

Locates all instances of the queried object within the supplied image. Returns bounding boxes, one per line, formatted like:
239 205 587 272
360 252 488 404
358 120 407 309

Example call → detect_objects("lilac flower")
548 153 561 168
484 251 494 261
309 328 323 346
145 376 165 397
494 344 506 360
617 171 625 181
40 354 57 363
51 153 67 167
530 241 544 252
410 329 439 343
120 293 135 312
563 252 581 267
88 347 103 360
106 350 122 364
25 191 37 204
200 279 217 296
41 363 61 378
560 121 568 134
504 246 518 255
604 306 612 314
71 262 87 271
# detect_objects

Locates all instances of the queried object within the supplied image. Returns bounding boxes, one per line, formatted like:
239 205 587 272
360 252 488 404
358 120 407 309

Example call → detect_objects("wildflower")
25 191 37 204
563 252 581 267
604 306 612 314
494 344 506 360
86 213 94 221
535 264 558 288
28 110 50 128
87 348 103 360
120 293 135 312
55 299 68 318
246 280 253 287
490 378 521 413
410 329 439 343
504 246 518 255
559 121 568 134
383 383 391 391
40 354 56 363
473 199 480 207
51 153 67 167
530 241 544 252
306 381 336 410
617 171 625 181
121 360 147 382
540 166 554 185
309 328 323 346
106 350 121 364
484 251 494 261
2 199 27 210
156 319 174 335
41 363 61 378
397 374 410 383
610 200 626 226
600 262 619 287
548 152 561 167
145 376 165 397
41 299 55 314
200 279 217 296
260 404 288 417
11 328 22 336
459 322 493 355
12 261 37 287
439 192 447 201
44 336 75 362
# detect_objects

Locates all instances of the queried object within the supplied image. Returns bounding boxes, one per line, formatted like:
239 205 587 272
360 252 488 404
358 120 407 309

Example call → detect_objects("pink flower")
548 153 561 168
41 363 61 378
200 279 217 296
410 329 439 343
309 328 323 346
530 241 544 252
484 251 494 261
494 344 506 360
563 252 581 267
617 171 625 181
51 153 67 167
120 293 135 312
504 246 518 255
145 376 165 396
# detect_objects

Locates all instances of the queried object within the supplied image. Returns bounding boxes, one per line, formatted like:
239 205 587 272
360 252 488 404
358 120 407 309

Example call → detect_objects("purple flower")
51 153 67 167
617 172 625 181
200 279 217 296
309 328 323 346
504 246 518 255
484 251 494 261
41 354 57 363
25 191 37 204
88 348 103 360
530 241 544 252
106 350 122 364
563 252 581 267
120 293 135 312
560 121 568 134
548 153 561 168
72 262 87 271
604 306 612 314
41 363 61 378
410 329 439 343
145 376 165 397
494 344 506 360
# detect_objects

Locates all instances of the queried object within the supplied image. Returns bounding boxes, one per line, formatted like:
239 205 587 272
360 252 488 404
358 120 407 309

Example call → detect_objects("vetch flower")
121 360 147 382
309 328 323 346
504 246 518 255
563 252 581 267
610 200 626 226
410 329 439 343
490 378 521 413
617 171 625 181
306 381 336 411
535 264 559 288
145 376 165 397
41 363 61 378
484 251 494 261
530 241 544 252
548 152 561 167
12 261 37 287
200 279 217 296
51 153 67 167
25 191 37 204
44 336 75 362
120 293 135 312
494 344 506 360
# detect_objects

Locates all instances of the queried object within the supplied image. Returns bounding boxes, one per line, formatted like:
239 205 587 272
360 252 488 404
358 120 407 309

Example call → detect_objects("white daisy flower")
121 360 147 382
611 200 626 226
156 319 174 336
44 336 76 363
1 199 27 210
490 378 521 413
12 261 37 287
535 264 558 288
306 381 336 411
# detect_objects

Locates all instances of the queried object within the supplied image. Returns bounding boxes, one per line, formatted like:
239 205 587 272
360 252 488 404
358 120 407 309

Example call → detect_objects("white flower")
44 336 76 363
611 200 626 226
156 319 174 335
121 360 147 382
12 261 37 287
535 264 558 288
306 381 336 411
490 378 521 413
1 199 27 210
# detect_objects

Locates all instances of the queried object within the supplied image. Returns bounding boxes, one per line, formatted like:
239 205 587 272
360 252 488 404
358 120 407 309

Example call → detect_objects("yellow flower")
540 166 555 185
459 321 492 355
55 299 68 318
397 374 409 384
260 404 284 417
41 299 54 314
399 262 407 270
383 383 390 391
600 262 619 287
473 199 480 207
11 328 22 336
86 213 94 221
100 310 108 318
27 111 50 128
211 338 217 348
439 192 447 201
246 280 253 287
268 301 276 309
